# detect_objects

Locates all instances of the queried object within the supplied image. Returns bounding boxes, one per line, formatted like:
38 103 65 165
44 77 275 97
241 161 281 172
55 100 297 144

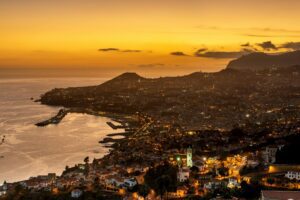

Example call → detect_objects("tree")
190 166 199 173
240 180 262 199
144 163 178 199
218 166 229 177
93 177 101 190
229 128 245 143
156 175 171 199
138 184 150 199
84 156 90 176
276 138 300 164
84 156 90 164
266 178 275 185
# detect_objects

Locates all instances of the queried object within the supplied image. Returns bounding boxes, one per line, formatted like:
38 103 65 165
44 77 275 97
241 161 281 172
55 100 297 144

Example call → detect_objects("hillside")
40 67 300 130
227 51 300 71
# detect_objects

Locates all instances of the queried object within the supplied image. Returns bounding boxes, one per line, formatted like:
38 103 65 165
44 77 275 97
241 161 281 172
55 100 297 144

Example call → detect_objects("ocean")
0 78 122 183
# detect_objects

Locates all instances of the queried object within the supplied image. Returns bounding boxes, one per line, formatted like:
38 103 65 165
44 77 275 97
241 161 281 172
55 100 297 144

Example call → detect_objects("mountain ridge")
227 50 300 71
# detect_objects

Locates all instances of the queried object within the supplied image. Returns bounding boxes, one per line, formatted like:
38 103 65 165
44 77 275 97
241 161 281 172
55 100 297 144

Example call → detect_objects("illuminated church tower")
187 147 193 167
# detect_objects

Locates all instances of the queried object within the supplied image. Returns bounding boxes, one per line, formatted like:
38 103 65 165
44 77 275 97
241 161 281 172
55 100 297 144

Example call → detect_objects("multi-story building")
285 171 300 180
177 168 190 182
263 146 278 164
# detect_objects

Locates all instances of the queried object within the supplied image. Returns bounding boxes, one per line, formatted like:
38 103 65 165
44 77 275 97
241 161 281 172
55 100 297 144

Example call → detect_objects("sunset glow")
1 0 300 77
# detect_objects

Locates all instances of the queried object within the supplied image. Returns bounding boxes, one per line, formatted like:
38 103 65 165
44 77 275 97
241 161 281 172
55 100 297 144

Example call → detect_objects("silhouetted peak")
227 50 300 71
114 72 144 81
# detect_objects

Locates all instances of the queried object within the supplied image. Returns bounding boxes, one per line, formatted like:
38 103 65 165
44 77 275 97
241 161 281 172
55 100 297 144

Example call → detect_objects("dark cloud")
98 48 142 53
122 49 142 53
241 48 256 53
196 25 300 33
241 43 250 47
280 42 300 50
244 34 273 38
170 52 188 56
98 48 119 52
256 41 277 50
138 63 165 68
194 48 207 55
194 49 251 59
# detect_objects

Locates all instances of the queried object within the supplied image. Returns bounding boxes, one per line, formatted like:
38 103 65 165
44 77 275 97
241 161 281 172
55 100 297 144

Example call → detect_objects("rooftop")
261 190 300 200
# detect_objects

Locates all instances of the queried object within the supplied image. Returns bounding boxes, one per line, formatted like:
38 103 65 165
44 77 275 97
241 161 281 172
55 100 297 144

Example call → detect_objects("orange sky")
1 0 300 77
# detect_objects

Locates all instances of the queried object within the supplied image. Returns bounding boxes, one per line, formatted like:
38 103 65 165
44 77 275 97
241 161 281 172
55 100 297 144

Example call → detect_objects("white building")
285 171 300 180
105 177 125 188
0 184 6 197
247 160 259 168
263 146 278 164
124 178 137 188
204 181 224 190
227 178 240 188
71 189 83 198
187 147 193 167
177 168 190 182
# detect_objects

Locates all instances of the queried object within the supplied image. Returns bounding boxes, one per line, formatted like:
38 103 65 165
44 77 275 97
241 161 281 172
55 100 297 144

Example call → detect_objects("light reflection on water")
0 78 122 183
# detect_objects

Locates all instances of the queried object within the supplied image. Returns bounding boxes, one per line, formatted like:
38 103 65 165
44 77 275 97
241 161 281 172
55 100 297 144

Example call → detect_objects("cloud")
98 48 142 53
280 42 300 50
194 49 251 59
256 41 277 50
241 43 250 47
196 25 300 33
138 63 165 68
170 52 188 56
244 34 274 38
98 48 119 52
122 49 142 53
194 48 208 55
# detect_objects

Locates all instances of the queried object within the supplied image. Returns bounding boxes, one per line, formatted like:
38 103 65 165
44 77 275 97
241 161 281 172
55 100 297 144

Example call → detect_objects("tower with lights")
187 147 193 167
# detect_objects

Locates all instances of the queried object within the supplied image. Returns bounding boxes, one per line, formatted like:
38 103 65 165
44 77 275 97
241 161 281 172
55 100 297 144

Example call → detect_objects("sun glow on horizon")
1 0 300 77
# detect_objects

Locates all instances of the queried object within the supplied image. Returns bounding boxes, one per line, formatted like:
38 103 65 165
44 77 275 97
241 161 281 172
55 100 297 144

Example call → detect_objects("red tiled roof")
262 190 300 200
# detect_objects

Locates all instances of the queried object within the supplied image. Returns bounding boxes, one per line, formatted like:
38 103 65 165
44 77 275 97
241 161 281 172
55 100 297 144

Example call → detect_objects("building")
169 153 187 167
193 160 206 172
169 147 193 167
187 147 193 167
177 168 190 182
261 190 300 200
227 178 240 188
105 176 125 188
285 171 300 180
263 146 278 164
176 186 188 197
204 181 225 190
0 185 6 197
123 178 137 188
71 189 83 198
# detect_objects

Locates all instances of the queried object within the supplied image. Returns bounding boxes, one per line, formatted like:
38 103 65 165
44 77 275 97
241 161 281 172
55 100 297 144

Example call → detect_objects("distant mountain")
227 50 300 71
109 72 143 81
40 67 300 130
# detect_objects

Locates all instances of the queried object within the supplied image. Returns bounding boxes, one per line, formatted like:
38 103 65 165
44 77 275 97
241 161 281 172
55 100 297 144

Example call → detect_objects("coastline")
33 105 138 157
34 107 135 145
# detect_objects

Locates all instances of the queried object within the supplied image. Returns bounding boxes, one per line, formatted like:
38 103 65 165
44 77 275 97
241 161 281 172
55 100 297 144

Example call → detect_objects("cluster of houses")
2 143 300 199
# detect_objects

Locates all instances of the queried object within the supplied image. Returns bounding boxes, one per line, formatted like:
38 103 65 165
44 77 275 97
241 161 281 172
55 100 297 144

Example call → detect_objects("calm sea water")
0 78 122 183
